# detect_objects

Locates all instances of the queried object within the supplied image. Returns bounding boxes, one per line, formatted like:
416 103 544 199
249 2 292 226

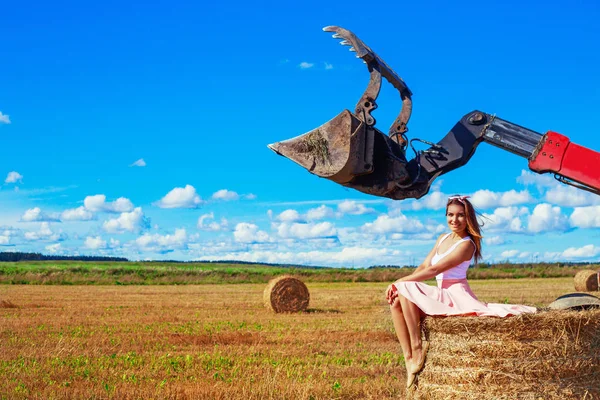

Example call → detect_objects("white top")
432 233 475 280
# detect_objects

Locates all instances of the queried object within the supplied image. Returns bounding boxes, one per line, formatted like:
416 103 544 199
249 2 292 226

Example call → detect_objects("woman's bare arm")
386 234 446 302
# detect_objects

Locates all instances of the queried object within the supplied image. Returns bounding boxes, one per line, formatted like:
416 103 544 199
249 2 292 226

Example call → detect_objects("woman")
385 195 536 388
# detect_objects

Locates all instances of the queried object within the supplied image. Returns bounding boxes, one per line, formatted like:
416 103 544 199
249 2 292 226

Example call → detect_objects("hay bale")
410 310 600 400
263 276 309 313
574 269 599 292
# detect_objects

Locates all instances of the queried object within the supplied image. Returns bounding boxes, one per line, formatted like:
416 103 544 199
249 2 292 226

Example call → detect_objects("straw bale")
263 276 309 313
574 270 599 292
409 310 600 400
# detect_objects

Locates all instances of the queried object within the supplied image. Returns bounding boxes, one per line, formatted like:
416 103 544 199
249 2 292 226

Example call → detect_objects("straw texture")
409 310 600 400
574 270 599 292
263 276 310 313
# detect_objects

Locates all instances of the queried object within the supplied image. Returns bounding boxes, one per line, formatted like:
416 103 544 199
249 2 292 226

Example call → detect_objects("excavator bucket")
268 110 373 184
268 26 416 199
268 109 412 198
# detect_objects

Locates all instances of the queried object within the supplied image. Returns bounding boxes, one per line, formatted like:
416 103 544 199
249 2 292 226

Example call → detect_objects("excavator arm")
268 26 600 199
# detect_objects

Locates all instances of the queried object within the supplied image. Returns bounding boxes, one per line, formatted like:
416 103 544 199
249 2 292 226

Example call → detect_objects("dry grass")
0 299 18 308
0 278 597 399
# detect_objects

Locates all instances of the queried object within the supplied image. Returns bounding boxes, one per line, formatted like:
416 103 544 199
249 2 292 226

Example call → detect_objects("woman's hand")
386 284 398 305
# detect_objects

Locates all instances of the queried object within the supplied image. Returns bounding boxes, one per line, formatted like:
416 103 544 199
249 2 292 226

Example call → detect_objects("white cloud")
389 189 447 213
306 205 335 221
135 229 188 253
103 207 147 233
0 111 10 124
570 206 600 228
155 185 203 208
561 244 600 259
197 246 402 267
526 203 568 233
197 212 228 231
482 207 526 233
410 190 448 210
233 223 271 243
544 184 600 207
198 213 214 228
277 222 337 239
517 252 532 259
517 170 600 207
517 170 555 188
130 158 146 167
245 193 257 200
84 195 134 213
324 62 333 70
61 206 94 221
471 189 533 209
45 243 62 254
85 236 107 250
21 207 60 222
277 209 303 222
24 222 65 241
0 229 14 245
22 208 39 221
337 200 375 215
484 236 505 246
484 203 569 234
362 213 427 235
500 250 519 258
5 171 22 184
299 62 314 69
212 189 240 201
83 236 119 250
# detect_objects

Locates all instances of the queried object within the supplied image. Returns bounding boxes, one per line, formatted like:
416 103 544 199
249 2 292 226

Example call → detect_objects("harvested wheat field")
0 278 597 399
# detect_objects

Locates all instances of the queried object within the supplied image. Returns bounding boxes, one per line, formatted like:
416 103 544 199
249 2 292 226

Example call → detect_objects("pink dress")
393 234 536 317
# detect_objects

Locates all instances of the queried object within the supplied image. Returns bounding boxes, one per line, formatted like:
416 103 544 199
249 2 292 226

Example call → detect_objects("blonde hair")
446 196 483 264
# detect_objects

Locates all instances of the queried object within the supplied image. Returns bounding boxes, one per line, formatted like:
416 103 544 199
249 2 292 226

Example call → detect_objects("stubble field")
0 278 579 399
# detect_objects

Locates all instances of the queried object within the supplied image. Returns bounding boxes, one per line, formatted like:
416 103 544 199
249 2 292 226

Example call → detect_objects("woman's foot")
409 340 429 374
406 361 417 389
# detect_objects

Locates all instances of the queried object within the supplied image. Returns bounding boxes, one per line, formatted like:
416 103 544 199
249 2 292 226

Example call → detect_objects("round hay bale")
410 310 600 400
263 276 309 313
574 269 599 292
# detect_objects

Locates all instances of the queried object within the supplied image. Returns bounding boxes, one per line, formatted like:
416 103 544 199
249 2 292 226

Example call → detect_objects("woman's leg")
399 294 424 370
389 297 412 363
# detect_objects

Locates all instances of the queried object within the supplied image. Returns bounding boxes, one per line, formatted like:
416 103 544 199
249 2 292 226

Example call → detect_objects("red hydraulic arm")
529 132 600 195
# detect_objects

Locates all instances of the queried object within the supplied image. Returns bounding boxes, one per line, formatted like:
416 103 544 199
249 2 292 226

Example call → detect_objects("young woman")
385 195 536 388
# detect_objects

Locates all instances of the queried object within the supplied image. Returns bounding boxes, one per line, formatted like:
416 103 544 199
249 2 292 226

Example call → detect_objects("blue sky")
1 0 599 267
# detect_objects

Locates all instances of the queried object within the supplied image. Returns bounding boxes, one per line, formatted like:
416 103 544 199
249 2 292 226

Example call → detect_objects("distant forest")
0 252 128 262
